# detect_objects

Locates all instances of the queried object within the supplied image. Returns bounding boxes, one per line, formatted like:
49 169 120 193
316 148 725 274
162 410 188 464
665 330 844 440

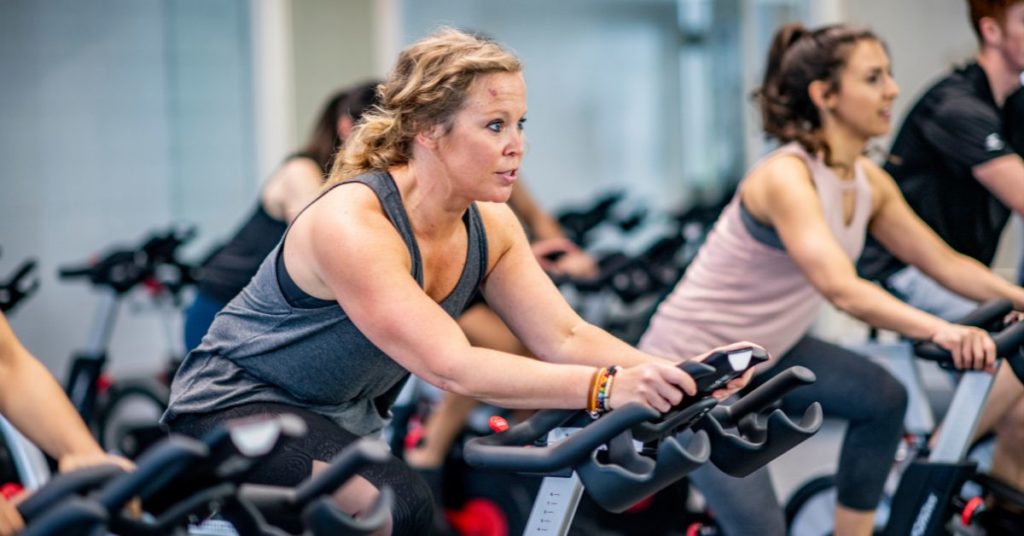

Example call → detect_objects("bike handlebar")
16 464 125 522
463 404 660 473
913 300 1024 383
56 225 196 295
0 257 40 313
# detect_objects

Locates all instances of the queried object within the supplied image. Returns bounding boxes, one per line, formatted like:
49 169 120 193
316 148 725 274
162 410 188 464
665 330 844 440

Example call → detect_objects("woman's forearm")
829 278 947 340
441 347 597 408
535 320 664 367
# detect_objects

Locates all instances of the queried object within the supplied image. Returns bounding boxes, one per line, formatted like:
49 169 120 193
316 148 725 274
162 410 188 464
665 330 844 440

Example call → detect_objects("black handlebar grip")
95 438 209 512
953 299 1013 330
57 264 94 280
915 320 1024 384
463 404 659 473
17 464 125 522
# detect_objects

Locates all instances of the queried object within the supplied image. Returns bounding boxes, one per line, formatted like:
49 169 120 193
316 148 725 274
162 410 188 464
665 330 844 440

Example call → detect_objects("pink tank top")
639 142 873 367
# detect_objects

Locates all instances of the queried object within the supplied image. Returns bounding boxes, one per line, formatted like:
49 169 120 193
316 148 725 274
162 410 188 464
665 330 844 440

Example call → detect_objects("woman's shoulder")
744 150 814 195
312 179 387 220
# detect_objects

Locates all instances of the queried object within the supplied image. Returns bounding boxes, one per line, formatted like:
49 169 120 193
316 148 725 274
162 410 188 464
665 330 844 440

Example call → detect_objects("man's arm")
974 153 1024 214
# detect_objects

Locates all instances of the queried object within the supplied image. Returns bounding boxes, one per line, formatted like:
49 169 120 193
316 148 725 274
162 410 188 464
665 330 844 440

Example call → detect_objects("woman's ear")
336 115 354 143
414 123 444 150
808 79 836 111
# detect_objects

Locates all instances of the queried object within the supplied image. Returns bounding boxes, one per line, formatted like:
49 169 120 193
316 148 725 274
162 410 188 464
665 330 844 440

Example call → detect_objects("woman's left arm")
479 203 757 380
865 159 1024 309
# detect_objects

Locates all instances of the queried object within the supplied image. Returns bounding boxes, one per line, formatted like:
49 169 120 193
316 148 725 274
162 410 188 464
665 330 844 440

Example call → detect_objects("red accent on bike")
446 498 508 536
961 496 985 526
96 373 113 395
403 421 424 451
624 494 654 513
0 483 23 500
142 277 164 296
488 416 509 433
685 522 703 536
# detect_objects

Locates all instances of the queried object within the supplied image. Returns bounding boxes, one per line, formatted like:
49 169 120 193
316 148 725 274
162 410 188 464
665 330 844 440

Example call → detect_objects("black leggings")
690 336 908 535
166 402 433 536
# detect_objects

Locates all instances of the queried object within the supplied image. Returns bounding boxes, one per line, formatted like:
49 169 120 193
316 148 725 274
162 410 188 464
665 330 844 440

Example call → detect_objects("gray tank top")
163 171 489 436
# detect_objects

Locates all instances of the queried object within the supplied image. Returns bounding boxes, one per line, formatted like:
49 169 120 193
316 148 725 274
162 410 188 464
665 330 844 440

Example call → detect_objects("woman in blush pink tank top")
640 24 1024 536
641 141 871 364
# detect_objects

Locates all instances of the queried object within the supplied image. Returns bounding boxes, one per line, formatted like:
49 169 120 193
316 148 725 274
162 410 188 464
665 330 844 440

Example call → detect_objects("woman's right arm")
745 156 993 369
0 313 119 468
289 187 692 412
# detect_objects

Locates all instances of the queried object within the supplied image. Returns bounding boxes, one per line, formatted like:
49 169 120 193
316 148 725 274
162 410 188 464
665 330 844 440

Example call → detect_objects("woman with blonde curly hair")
162 28 754 534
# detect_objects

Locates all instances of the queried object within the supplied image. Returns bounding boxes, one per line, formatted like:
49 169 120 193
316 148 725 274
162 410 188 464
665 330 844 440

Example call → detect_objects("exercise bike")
16 413 393 536
57 225 197 458
785 300 1024 535
464 346 824 535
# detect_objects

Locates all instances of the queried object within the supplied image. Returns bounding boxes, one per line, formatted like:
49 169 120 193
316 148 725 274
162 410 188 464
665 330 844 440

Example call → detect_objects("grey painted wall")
0 0 255 374
2 0 1015 383
291 0 377 150
403 0 691 212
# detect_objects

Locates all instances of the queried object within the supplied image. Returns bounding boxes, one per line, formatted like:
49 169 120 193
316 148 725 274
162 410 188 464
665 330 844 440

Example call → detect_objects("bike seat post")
930 364 1000 464
877 341 936 435
85 291 121 355
523 427 584 536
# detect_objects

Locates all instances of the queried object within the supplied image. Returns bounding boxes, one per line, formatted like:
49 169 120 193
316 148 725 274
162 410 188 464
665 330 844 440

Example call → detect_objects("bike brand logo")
911 493 938 536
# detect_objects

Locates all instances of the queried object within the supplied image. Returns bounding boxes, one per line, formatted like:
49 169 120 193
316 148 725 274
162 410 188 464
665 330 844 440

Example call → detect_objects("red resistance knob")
961 496 985 526
0 482 24 500
488 415 509 433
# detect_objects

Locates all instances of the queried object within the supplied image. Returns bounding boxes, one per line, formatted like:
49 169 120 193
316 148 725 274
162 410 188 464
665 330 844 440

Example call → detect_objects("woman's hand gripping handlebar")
612 342 765 415
463 344 769 475
915 299 1024 383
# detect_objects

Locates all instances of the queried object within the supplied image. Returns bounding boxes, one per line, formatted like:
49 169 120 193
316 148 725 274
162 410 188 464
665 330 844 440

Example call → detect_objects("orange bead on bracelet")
588 366 618 418
587 367 603 415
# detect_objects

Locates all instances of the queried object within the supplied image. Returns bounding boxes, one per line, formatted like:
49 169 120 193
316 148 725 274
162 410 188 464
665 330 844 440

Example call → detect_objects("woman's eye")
487 120 504 133
517 118 527 130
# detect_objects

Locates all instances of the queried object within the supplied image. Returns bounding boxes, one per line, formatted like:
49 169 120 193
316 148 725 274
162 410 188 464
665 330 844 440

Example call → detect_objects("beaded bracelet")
587 366 619 418
587 367 604 416
598 365 619 414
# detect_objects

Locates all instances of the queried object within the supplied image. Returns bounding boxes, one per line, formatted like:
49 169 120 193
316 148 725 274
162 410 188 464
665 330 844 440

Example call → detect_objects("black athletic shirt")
197 153 323 303
858 63 1021 281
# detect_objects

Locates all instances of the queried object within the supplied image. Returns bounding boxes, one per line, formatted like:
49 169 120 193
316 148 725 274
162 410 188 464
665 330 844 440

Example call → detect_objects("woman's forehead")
463 72 526 110
844 40 889 71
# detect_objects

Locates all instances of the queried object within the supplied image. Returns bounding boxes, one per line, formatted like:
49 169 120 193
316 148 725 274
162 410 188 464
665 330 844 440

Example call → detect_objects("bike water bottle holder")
574 424 711 513
694 367 822 477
